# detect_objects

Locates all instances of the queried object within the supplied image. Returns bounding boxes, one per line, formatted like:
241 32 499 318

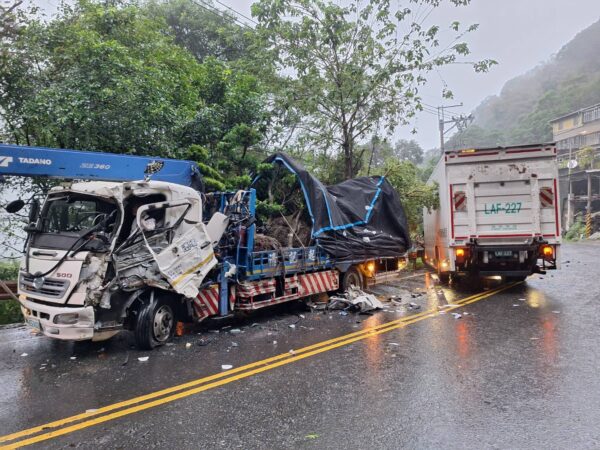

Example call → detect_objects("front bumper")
19 297 95 341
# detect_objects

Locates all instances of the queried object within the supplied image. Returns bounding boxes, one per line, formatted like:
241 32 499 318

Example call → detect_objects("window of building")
583 105 600 123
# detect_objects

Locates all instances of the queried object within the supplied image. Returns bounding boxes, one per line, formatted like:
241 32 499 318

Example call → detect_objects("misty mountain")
446 18 600 149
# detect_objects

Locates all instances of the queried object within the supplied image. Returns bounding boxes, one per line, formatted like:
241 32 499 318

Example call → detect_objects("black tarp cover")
261 153 410 262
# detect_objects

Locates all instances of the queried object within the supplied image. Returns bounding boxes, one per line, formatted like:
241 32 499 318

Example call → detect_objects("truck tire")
134 296 175 350
342 267 364 291
438 272 450 284
506 275 527 282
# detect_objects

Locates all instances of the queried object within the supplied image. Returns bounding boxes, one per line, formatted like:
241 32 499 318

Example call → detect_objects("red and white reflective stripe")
194 285 220 319
238 279 276 298
298 270 339 296
540 187 553 208
453 191 467 211
284 274 299 294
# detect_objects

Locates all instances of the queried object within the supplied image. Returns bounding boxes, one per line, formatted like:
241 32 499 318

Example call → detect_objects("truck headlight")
54 313 79 325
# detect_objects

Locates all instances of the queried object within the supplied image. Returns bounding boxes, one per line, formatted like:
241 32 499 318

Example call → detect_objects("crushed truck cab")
423 144 561 282
18 180 215 342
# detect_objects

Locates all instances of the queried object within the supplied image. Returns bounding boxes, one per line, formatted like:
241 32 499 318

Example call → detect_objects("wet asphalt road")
1 242 600 449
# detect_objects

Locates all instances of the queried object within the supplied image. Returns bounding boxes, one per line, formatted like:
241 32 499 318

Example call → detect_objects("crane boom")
0 144 203 190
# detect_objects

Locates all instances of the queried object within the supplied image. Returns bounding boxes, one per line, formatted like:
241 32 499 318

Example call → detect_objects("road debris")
70 356 77 360
451 312 462 319
329 286 383 313
229 328 242 334
185 342 192 349
221 364 233 370
20 353 28 357
138 356 149 362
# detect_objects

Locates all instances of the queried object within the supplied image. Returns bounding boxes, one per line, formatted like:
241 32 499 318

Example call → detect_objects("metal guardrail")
0 281 18 301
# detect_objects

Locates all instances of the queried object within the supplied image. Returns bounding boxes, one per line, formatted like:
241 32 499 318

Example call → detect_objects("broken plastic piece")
221 364 233 370
138 356 149 362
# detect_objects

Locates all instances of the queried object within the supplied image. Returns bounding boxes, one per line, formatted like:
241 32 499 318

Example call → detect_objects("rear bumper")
19 297 95 341
455 242 559 276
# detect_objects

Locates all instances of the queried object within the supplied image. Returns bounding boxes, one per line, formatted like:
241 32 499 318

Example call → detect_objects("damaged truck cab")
19 180 219 348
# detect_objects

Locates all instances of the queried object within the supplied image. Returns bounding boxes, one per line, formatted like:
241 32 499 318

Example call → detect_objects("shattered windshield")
31 194 118 250
41 195 117 234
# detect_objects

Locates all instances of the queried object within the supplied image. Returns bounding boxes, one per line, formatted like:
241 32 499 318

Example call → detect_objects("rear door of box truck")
424 144 561 274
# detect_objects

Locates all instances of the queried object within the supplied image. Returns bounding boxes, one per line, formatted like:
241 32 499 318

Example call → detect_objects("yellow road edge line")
2 283 519 450
0 283 519 447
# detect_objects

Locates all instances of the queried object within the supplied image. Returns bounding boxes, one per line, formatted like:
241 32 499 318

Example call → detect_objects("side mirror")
5 199 25 214
29 199 40 224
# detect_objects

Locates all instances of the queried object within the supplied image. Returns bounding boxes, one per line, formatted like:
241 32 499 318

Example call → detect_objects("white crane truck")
423 143 561 283
2 145 411 348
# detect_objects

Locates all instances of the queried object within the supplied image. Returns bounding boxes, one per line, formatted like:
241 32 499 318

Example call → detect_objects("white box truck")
423 143 561 282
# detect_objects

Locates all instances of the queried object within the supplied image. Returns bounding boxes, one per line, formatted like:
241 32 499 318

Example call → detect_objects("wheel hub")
153 305 173 342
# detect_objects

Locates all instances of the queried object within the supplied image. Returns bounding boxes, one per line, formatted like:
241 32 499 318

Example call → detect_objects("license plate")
494 251 513 257
25 317 41 332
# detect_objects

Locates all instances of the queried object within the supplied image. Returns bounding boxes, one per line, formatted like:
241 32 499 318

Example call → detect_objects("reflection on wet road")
1 242 599 449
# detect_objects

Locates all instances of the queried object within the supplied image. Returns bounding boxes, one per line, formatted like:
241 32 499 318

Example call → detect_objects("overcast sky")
32 0 600 149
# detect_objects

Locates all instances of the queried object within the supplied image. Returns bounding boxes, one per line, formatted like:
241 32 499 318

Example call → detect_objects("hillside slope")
447 19 600 149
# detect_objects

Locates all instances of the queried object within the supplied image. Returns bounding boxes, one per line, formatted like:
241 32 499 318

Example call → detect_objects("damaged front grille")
20 275 70 298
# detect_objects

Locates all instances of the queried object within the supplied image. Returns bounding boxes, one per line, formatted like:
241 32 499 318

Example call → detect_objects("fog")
30 0 600 149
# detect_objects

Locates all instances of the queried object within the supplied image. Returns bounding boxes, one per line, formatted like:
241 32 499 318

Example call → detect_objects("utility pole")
438 103 473 155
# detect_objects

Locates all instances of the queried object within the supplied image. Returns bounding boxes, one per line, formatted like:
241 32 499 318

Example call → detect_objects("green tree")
394 139 423 164
252 0 496 179
373 159 438 234
146 0 253 63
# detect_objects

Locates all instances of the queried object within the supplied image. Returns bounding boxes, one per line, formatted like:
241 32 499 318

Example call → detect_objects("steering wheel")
66 213 99 232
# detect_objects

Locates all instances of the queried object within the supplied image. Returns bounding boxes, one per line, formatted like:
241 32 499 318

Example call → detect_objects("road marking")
0 282 520 449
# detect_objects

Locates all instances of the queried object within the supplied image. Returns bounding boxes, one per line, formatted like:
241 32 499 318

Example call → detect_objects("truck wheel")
134 297 175 350
506 275 527 282
342 267 364 291
438 272 450 284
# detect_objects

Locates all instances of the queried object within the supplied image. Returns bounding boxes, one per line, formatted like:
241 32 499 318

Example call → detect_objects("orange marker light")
456 248 465 257
542 245 553 257
366 262 375 273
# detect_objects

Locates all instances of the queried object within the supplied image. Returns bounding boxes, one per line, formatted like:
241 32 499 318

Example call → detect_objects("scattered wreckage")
10 148 411 349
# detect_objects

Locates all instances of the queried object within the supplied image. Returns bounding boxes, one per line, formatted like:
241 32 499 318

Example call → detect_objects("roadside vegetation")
0 261 21 325
0 0 492 259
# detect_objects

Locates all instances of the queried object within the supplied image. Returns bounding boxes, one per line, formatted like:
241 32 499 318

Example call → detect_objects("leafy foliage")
252 0 495 179
372 160 438 236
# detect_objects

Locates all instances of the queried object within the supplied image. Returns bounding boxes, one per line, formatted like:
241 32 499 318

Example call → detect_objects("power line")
191 0 253 30
211 0 257 25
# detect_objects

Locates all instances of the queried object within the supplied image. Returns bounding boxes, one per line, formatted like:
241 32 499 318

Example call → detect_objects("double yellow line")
0 282 519 449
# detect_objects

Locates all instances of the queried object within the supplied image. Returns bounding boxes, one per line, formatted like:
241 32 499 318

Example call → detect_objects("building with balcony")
551 103 600 233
